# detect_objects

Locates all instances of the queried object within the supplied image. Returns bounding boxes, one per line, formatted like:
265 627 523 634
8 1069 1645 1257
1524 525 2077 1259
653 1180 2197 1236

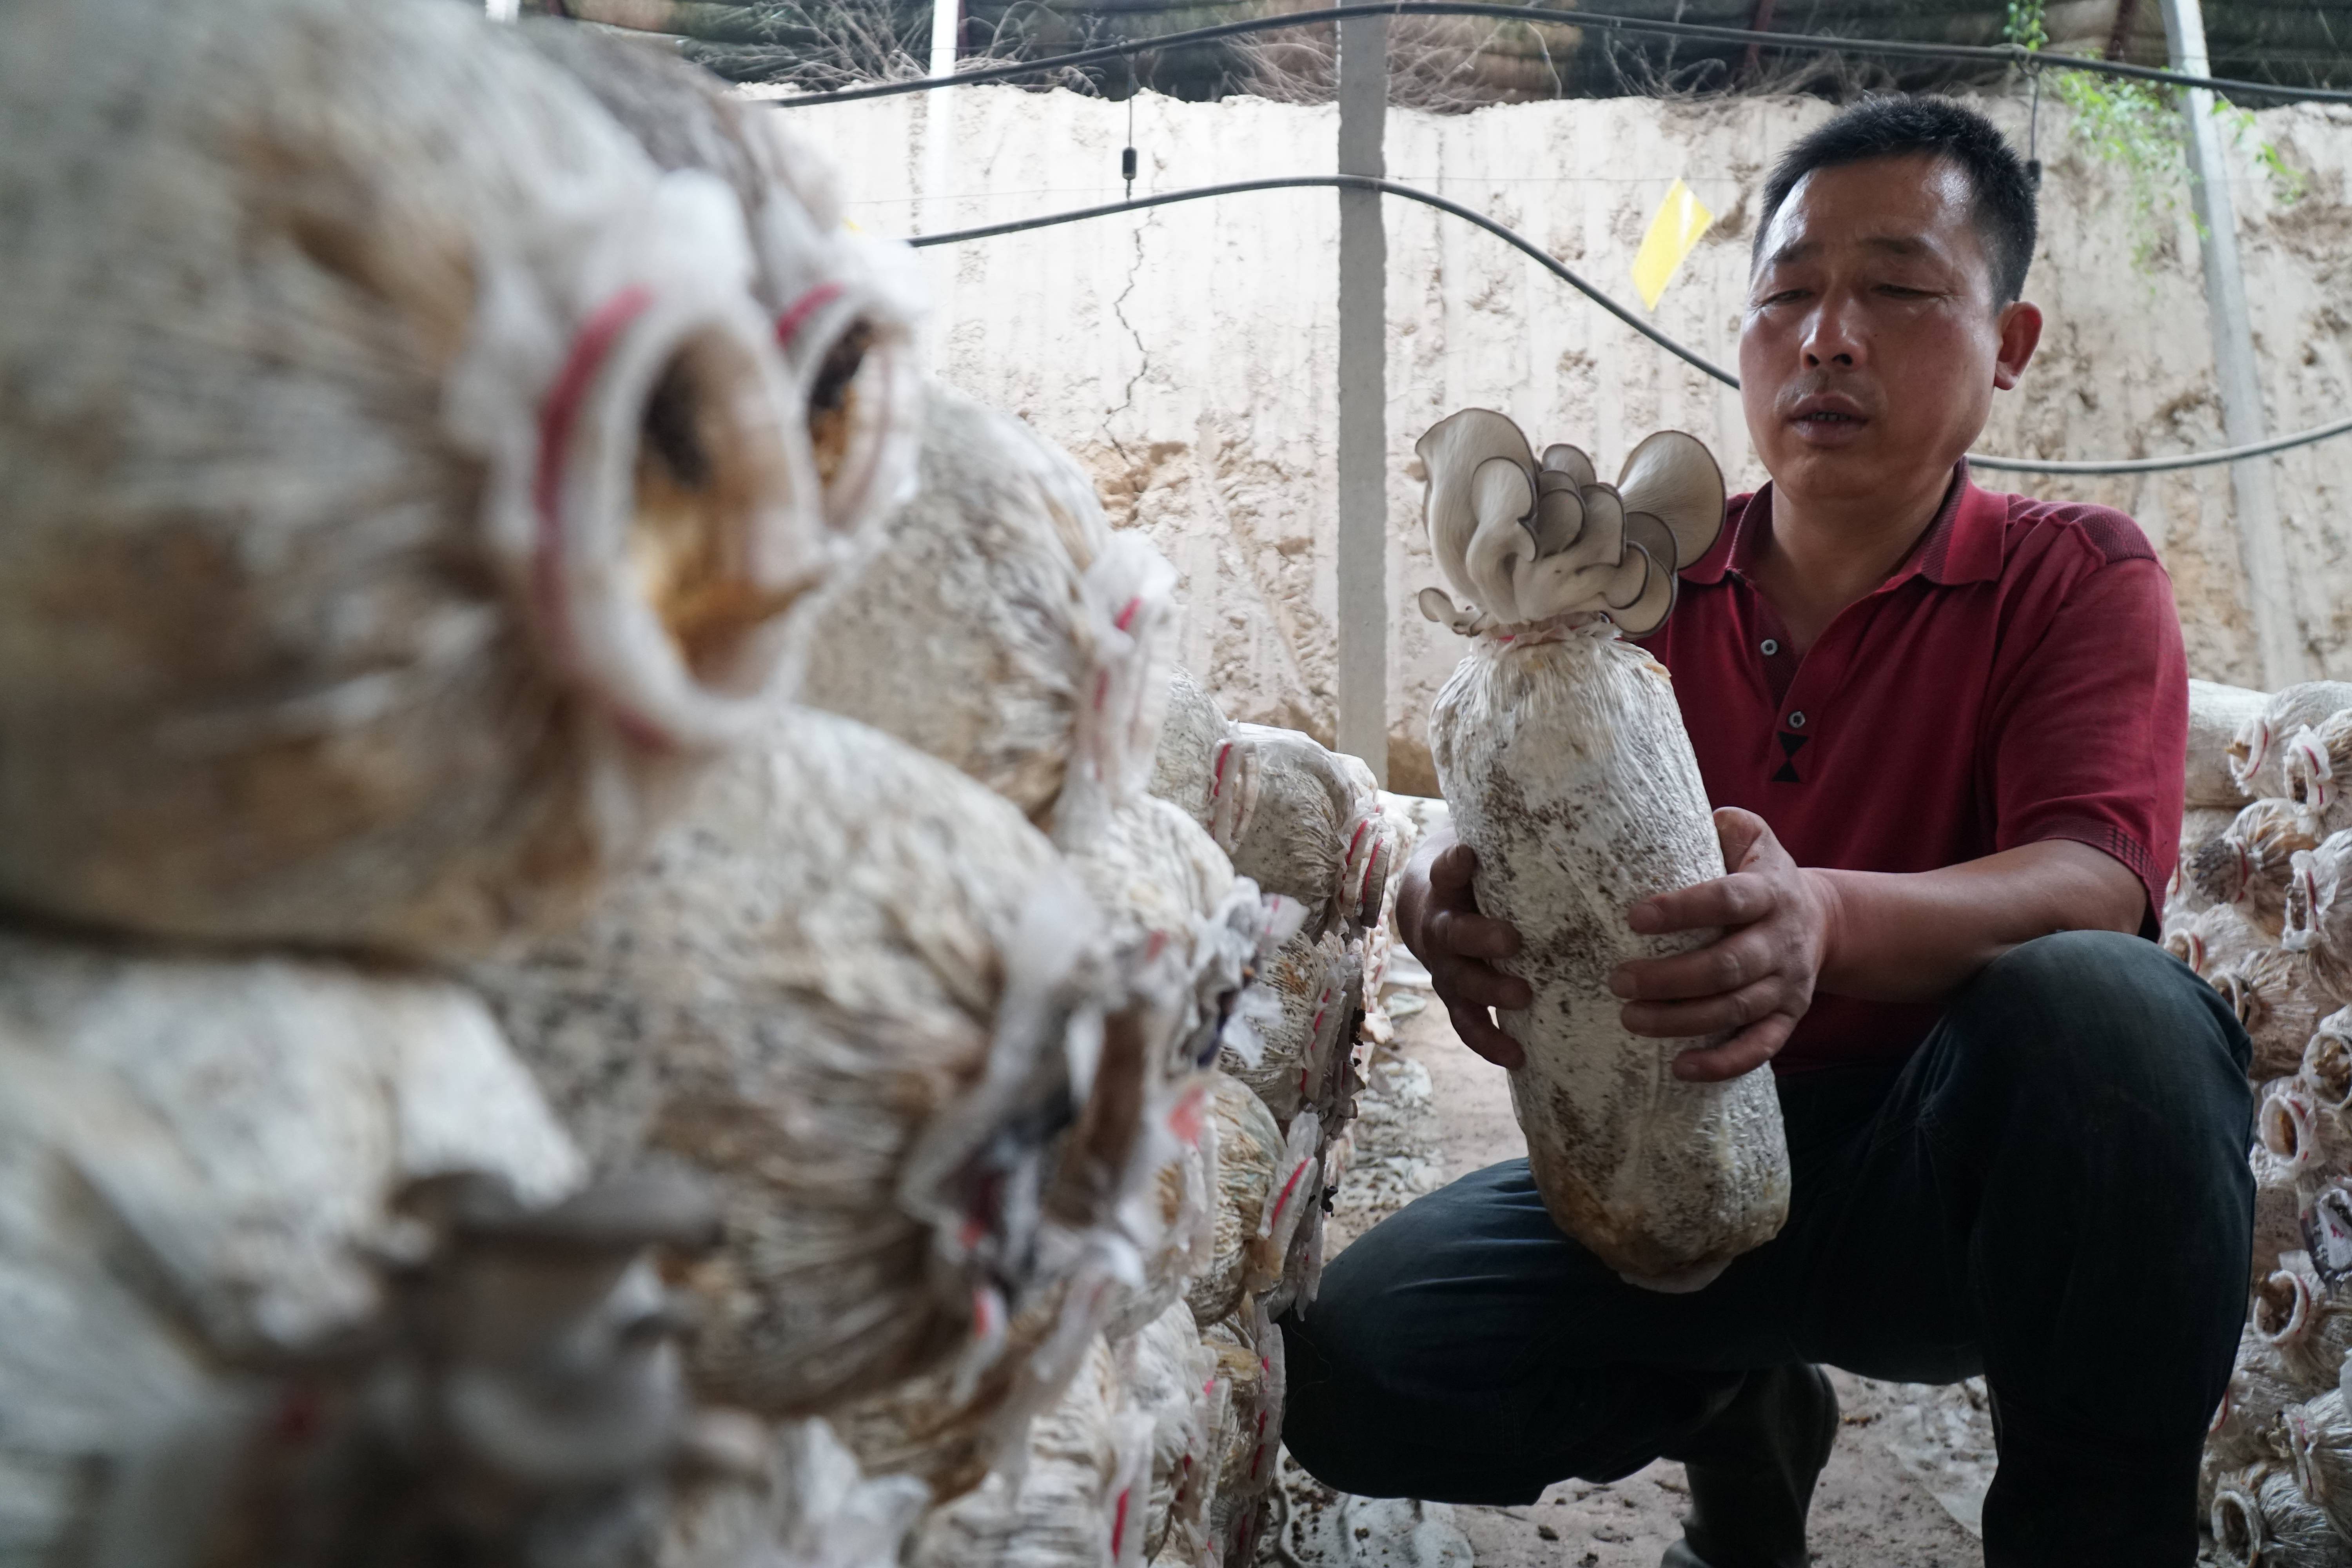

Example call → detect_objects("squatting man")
1278 97 2251 1568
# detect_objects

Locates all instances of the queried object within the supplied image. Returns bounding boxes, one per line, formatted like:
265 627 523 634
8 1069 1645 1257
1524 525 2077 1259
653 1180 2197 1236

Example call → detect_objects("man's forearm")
1809 839 2147 1004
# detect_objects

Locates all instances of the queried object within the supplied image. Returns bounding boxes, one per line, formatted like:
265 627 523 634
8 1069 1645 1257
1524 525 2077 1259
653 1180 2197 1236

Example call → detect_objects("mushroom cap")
1540 443 1596 489
1622 511 1680 576
1618 430 1727 568
1416 409 1537 609
1569 482 1628 570
1464 456 1539 622
1414 413 1719 636
1604 544 1677 637
1529 473 1584 557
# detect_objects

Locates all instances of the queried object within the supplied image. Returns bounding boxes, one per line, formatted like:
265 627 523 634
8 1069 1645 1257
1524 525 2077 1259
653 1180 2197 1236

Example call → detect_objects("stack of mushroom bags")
789 355 1408 1564
0 0 1287 1564
2165 679 2352 1564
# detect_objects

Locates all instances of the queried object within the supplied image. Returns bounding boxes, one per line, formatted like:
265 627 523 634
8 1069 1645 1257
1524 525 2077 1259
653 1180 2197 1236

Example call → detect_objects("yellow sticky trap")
1631 179 1715 311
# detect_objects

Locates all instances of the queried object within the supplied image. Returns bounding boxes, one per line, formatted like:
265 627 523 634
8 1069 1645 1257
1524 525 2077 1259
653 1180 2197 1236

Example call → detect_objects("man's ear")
1992 299 2043 391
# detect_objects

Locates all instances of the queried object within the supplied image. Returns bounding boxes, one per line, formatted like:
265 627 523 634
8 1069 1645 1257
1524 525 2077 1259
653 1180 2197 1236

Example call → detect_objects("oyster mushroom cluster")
1413 408 1726 637
1410 408 1789 1292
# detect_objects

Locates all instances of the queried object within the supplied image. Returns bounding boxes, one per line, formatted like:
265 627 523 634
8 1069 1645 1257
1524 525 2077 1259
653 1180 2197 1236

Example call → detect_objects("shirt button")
1787 711 1808 729
1759 639 1780 656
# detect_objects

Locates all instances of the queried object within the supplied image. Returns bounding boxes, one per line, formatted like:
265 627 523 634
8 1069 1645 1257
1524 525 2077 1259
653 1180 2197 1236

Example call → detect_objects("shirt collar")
1682 461 2006 589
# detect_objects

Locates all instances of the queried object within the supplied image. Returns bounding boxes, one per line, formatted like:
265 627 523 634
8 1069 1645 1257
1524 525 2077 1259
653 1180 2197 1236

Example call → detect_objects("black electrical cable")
908 174 2352 475
918 174 1735 383
764 2 2352 109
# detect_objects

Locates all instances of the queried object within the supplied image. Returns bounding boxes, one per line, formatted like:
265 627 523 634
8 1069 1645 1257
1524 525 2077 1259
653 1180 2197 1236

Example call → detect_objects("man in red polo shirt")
1279 98 2251 1568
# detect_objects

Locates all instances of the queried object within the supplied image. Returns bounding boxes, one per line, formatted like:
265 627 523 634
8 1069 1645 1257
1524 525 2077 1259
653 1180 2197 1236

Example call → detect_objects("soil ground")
1268 996 1996 1568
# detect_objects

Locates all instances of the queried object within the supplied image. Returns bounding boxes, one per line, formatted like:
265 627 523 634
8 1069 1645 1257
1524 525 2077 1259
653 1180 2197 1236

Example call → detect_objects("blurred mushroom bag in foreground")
1414 408 1790 1292
0 0 894 959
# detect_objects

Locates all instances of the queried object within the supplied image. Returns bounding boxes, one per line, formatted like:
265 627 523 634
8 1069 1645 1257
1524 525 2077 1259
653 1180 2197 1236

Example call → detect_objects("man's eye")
1876 285 1931 298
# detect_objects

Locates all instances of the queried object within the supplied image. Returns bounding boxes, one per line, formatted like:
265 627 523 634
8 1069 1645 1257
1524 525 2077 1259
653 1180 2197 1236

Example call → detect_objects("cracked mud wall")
787 88 2352 789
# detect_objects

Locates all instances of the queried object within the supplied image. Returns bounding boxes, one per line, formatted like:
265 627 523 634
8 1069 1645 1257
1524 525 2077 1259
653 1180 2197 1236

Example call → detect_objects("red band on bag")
533 286 672 751
775 282 845 349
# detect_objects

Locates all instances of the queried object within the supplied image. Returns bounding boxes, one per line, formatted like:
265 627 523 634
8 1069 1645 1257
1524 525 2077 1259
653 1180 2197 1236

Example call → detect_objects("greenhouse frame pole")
1335 6 1390 783
2158 0 2304 684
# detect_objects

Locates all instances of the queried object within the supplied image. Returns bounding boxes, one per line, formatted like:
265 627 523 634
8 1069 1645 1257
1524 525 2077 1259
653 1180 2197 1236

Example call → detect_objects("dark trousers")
1280 931 2255 1566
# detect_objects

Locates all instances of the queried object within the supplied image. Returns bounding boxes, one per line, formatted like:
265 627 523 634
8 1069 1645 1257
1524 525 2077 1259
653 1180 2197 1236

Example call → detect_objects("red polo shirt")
1637 462 2188 1076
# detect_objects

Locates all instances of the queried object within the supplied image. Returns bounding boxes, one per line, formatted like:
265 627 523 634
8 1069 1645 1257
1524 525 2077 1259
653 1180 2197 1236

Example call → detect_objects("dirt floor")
1270 993 1997 1568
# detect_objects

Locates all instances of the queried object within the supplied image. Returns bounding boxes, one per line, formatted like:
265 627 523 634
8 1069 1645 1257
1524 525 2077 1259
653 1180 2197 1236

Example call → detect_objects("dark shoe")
1657 1362 1837 1568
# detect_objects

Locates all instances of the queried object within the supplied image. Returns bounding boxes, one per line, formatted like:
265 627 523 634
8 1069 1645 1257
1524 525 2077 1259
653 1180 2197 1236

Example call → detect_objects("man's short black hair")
1752 96 2039 305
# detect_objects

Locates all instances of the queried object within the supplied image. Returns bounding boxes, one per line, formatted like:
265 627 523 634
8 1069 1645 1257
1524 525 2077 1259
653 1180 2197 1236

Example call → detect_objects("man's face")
1739 153 2040 511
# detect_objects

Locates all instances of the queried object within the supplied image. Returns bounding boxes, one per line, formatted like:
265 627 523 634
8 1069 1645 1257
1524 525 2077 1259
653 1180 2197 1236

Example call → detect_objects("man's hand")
1610 807 1841 1083
1396 834 1532 1069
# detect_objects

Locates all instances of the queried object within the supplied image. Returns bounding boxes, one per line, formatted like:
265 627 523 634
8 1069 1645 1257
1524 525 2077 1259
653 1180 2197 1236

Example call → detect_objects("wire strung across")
762 2 2352 109
906 174 2352 475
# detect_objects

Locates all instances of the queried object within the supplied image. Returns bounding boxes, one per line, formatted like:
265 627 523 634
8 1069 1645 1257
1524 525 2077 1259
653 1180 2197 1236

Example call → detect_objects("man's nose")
1800 296 1865 368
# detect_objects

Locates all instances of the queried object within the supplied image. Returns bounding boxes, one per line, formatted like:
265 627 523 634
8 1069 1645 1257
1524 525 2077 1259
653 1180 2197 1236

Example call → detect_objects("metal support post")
1335 8 1390 783
2158 0 2303 685
916 0 960 249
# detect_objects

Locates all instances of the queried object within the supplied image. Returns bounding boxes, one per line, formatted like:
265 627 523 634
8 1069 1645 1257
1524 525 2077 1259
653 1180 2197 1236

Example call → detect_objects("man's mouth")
1787 395 1871 441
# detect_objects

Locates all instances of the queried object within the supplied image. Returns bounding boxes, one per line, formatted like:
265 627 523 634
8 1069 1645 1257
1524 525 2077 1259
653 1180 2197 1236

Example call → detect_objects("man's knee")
1949 929 2250 1140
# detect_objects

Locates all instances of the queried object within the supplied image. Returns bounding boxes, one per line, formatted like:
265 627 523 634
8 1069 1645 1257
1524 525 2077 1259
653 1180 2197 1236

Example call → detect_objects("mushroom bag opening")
0 0 831 959
474 707 1131 1417
514 20 925 548
1417 412 1786 1291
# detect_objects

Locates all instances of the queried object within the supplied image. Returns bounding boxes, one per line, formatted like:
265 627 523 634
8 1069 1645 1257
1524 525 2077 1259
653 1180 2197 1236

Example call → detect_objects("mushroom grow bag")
1220 929 1364 1128
2287 831 2352 1009
827 1274 1109 1506
1059 795 1292 1173
900 1332 1155 1568
2232 684 2352 803
0 0 847 960
474 706 1139 1419
2287 1389 2352 1543
2285 709 2352 842
2189 800 2320 940
1185 1073 1283 1330
2224 946 2335 1082
1120 1301 1225 1563
516 19 926 545
1099 1087 1219 1343
798 383 1179 838
0 935 750 1564
2165 900 2274 984
1415 409 1789 1292
661 1415 930 1568
2209 1463 2350 1568
1200 1298 1286 1567
2192 680 2270 809
1148 673 1397 942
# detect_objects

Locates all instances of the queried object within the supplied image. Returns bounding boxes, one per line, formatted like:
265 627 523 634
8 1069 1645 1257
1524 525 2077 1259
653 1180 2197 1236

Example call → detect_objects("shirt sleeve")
1985 554 2188 931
